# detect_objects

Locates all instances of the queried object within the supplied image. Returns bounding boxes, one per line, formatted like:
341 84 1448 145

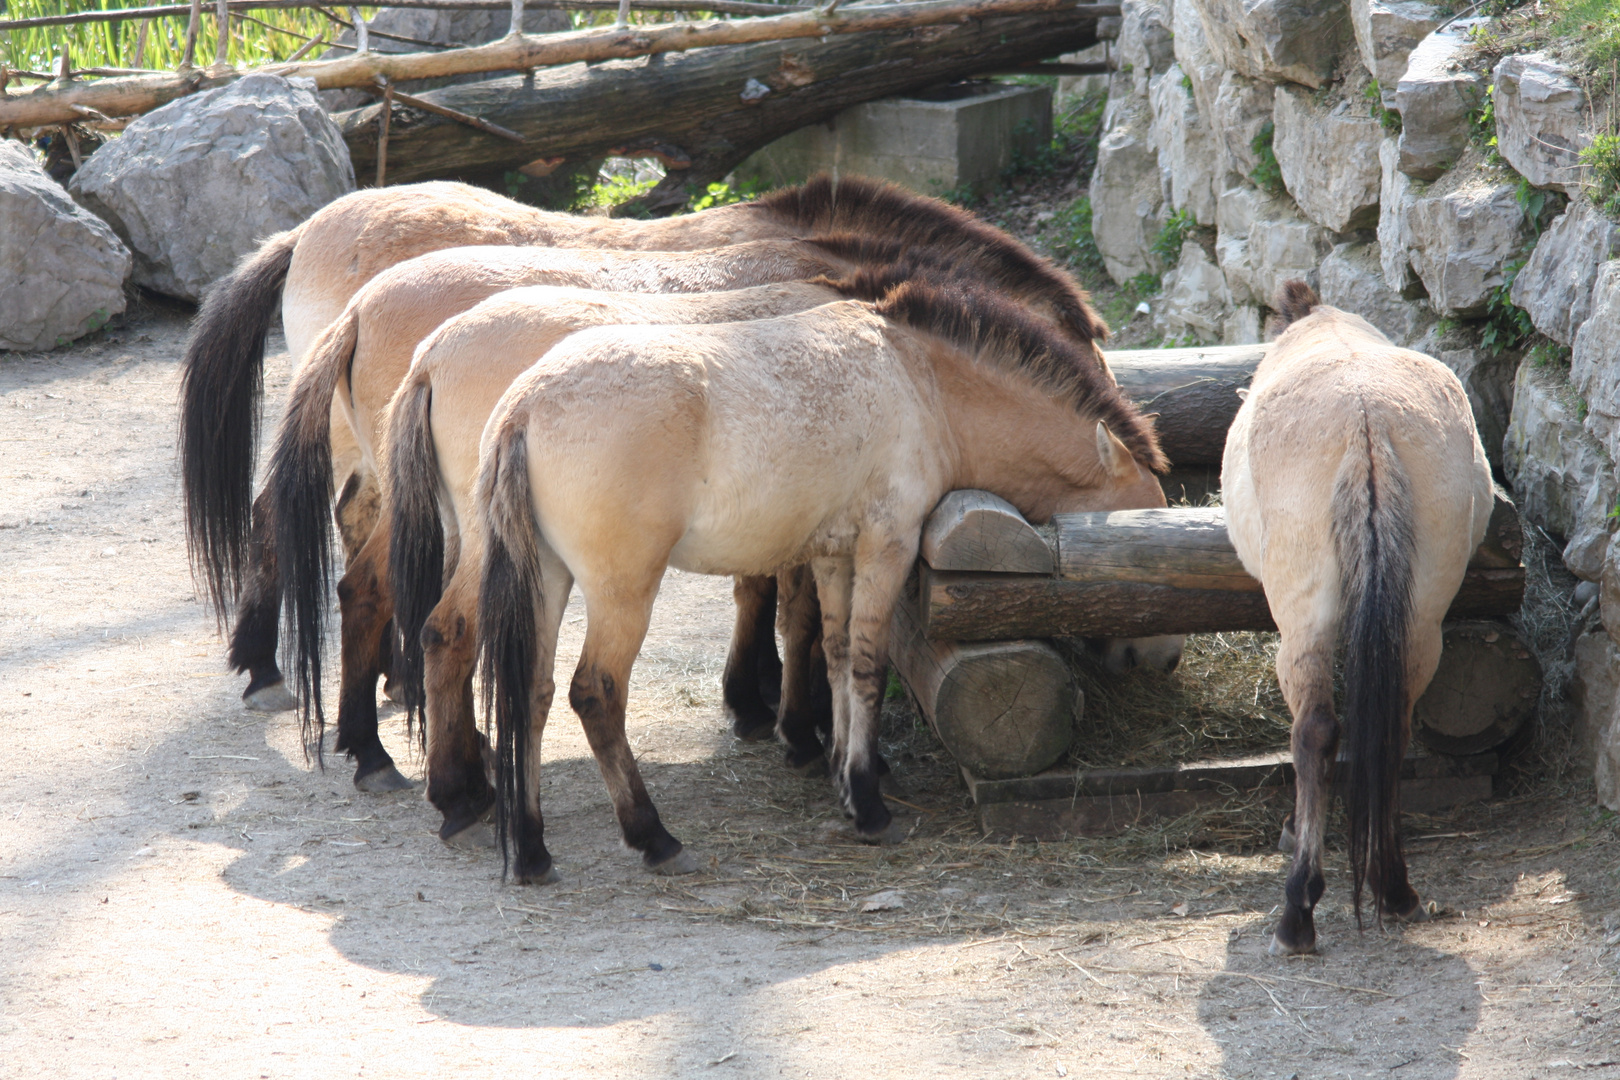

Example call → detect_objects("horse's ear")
1235 387 1251 400
1095 421 1136 479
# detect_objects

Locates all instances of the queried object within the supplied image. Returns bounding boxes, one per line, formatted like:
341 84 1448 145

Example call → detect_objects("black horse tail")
476 410 544 878
266 306 359 755
385 370 446 747
180 227 301 623
1332 414 1415 927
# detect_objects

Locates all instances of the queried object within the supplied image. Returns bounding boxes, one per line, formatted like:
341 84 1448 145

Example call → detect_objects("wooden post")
214 0 231 68
134 20 152 68
181 0 202 70
889 574 1078 781
375 77 394 185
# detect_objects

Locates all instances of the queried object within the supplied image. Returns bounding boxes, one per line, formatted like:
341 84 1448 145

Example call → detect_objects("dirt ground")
3 300 1620 1080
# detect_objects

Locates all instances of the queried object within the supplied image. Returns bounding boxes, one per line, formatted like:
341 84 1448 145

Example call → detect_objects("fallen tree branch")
0 0 1119 129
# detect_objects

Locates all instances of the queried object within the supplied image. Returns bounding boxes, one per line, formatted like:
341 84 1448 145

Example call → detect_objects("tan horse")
472 276 1168 883
266 239 926 793
1221 282 1493 955
359 282 840 841
181 174 1108 638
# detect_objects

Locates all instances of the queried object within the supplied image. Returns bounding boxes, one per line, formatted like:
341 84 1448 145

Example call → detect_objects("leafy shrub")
1249 121 1284 194
1580 133 1620 217
1364 80 1402 135
1151 208 1198 266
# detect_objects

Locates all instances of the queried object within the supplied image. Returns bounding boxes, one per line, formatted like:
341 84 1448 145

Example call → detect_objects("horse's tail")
476 407 545 878
385 368 445 747
265 305 358 754
180 228 302 623
1332 415 1416 927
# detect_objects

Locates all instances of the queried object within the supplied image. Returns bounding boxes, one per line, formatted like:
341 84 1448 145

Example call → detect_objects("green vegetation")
1480 258 1536 356
1365 80 1403 135
683 176 765 213
1248 120 1284 195
580 169 660 210
1043 195 1108 277
1529 337 1574 371
1468 85 1503 165
1151 208 1199 266
2 1 335 71
1580 133 1620 216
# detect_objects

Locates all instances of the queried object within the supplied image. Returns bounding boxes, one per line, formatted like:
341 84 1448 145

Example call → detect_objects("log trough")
889 344 1542 839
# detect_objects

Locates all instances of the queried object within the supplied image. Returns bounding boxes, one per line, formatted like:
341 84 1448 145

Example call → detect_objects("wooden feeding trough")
889 345 1542 839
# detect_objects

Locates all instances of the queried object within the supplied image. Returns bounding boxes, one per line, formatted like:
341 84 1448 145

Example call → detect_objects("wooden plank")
889 574 1077 780
920 490 1054 575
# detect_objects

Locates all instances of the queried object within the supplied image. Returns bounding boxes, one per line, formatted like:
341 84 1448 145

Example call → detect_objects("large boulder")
1395 20 1488 181
1273 84 1383 232
1149 65 1219 225
1154 240 1233 343
1317 241 1434 346
1572 260 1620 465
1405 173 1525 316
1192 0 1351 89
1377 136 1420 293
1118 0 1176 96
70 74 354 303
1353 0 1443 106
1090 99 1166 283
1503 360 1619 582
1572 629 1620 810
0 141 130 351
1512 201 1620 346
1494 52 1589 196
1208 72 1276 181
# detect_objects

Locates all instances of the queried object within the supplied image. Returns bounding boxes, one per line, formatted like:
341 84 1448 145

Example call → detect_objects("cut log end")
1412 620 1542 756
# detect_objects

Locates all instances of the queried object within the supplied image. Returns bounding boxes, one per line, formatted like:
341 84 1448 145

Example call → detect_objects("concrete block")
737 82 1053 197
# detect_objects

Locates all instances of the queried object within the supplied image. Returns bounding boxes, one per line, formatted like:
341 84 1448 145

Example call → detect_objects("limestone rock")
1503 360 1619 582
1405 175 1525 316
1192 0 1351 90
1056 44 1114 107
1154 241 1232 343
1209 72 1276 181
1273 84 1383 232
1572 260 1620 465
1119 0 1175 96
0 141 130 351
1602 532 1620 648
1224 304 1264 343
1172 0 1225 120
1149 65 1218 225
70 74 354 303
1377 136 1419 293
1513 201 1620 346
1395 20 1488 181
1318 241 1435 346
1352 0 1442 105
1435 346 1516 472
1572 630 1620 809
1090 98 1166 283
1494 52 1589 196
1212 183 1327 305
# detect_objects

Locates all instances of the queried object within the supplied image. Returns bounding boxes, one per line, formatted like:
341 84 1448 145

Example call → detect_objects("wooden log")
921 490 1054 574
889 574 1077 780
0 0 1118 129
1107 343 1266 467
334 4 1108 195
1412 620 1542 755
917 503 1527 640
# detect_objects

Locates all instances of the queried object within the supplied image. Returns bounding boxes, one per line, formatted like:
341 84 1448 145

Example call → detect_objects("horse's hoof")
1268 931 1317 957
729 713 777 742
354 764 413 793
858 818 909 846
649 849 699 876
515 865 562 886
243 680 298 713
441 821 496 849
784 750 829 777
1394 898 1433 924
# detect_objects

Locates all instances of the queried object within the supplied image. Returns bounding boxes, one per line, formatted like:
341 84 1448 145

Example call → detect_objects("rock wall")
1087 0 1620 803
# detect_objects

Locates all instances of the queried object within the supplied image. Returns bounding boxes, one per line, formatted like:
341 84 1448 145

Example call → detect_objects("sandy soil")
3 301 1619 1080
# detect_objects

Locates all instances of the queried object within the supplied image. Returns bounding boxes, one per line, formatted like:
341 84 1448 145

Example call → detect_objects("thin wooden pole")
134 20 152 67
285 32 329 60
350 6 370 53
510 0 525 35
215 0 231 67
375 77 393 185
181 0 203 70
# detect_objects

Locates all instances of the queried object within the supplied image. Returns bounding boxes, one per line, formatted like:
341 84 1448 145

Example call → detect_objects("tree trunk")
1107 344 1266 467
333 5 1110 200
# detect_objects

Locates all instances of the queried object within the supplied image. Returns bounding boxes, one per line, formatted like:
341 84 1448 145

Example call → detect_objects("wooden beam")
921 490 1054 574
1107 343 1265 468
0 0 1121 128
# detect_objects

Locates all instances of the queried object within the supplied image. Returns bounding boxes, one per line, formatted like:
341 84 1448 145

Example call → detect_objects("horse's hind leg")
333 520 410 792
722 575 779 740
1272 631 1338 956
1378 621 1447 924
423 557 496 848
335 469 403 702
572 569 694 876
229 489 296 713
775 566 827 772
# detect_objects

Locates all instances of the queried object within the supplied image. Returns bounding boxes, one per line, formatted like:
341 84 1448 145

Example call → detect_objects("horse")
178 173 1110 713
1221 282 1493 955
470 272 1169 883
265 238 949 794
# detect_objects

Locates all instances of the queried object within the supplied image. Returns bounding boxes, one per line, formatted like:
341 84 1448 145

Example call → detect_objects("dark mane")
757 174 1110 344
828 264 1167 472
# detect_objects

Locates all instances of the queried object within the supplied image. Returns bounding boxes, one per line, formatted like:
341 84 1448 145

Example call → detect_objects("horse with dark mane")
1222 282 1493 954
467 271 1167 881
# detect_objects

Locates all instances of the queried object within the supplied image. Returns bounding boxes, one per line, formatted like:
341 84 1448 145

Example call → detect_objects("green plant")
1152 208 1198 266
1581 133 1620 216
682 176 765 213
580 170 659 209
1 0 333 72
1044 195 1107 277
1364 80 1403 135
1468 85 1502 165
1480 258 1536 356
1249 120 1284 195
1528 338 1573 370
